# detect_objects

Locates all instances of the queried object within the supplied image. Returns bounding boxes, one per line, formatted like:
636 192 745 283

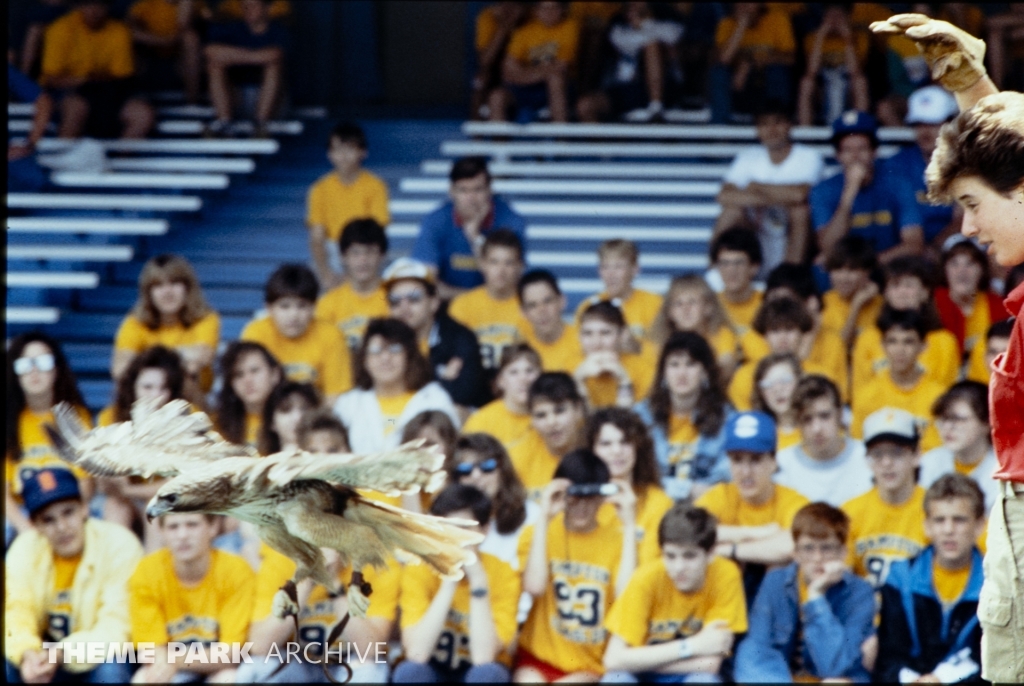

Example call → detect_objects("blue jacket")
735 563 876 683
874 546 984 683
411 196 528 289
634 400 733 500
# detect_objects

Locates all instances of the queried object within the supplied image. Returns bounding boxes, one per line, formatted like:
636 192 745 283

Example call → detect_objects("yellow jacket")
4 518 143 671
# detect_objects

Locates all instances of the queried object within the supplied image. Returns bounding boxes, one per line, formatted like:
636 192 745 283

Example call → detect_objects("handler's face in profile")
952 175 1024 267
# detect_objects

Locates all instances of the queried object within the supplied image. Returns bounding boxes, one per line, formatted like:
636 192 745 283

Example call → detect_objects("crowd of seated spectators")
6 2 1024 684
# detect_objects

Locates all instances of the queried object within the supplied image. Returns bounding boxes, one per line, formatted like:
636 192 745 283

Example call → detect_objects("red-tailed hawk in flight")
46 399 482 621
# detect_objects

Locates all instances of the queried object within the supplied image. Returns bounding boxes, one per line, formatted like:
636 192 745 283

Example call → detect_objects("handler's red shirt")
991 281 1024 483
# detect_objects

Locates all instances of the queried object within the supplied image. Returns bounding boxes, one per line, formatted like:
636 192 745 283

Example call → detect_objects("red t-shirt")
991 281 1024 482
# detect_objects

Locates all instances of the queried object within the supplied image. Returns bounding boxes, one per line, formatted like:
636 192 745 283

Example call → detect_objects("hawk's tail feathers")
347 499 483 580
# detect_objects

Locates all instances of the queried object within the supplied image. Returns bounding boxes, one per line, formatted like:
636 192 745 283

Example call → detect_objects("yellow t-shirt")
114 311 221 391
961 292 997 360
850 372 946 452
841 487 927 588
697 483 810 529
245 412 261 448
965 335 991 384
665 414 701 480
516 512 624 675
315 282 389 351
820 290 884 342
719 290 764 335
634 487 676 566
462 400 532 453
42 10 134 83
605 557 747 646
932 560 971 607
46 552 83 641
778 426 800 451
240 316 352 398
714 9 796 60
507 18 580 67
509 429 562 503
305 170 390 242
521 323 584 374
448 287 529 370
252 543 398 648
851 326 960 401
6 407 92 499
216 0 291 19
129 548 256 645
575 290 664 344
400 552 521 669
803 29 869 69
378 391 414 438
129 0 182 37
582 350 656 409
804 327 850 402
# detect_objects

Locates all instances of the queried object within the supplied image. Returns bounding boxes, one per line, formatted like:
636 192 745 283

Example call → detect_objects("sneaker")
624 101 663 123
203 119 232 138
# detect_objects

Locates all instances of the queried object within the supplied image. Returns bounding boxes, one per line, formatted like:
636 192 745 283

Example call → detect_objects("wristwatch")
470 587 488 598
678 638 694 661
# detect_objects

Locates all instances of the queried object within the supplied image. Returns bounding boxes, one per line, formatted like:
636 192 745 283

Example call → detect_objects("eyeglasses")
455 458 498 477
758 375 797 391
388 292 426 307
796 543 845 557
366 343 404 357
14 354 56 375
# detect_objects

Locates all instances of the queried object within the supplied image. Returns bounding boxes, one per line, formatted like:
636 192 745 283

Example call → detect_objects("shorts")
978 480 1024 683
514 649 569 682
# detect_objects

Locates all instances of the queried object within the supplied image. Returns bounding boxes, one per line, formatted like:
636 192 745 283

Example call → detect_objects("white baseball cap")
381 257 435 290
905 86 958 125
863 407 919 447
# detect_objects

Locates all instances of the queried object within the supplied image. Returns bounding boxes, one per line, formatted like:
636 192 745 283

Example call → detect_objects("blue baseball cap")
723 412 777 454
832 110 879 147
22 468 81 518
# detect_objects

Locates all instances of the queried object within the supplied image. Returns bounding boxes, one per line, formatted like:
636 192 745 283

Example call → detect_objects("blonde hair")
598 239 639 265
651 274 733 347
131 254 212 329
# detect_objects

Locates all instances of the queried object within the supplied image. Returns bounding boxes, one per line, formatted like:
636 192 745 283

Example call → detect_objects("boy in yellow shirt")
514 449 638 682
842 407 928 588
394 484 520 683
851 308 946 452
574 301 656 409
821 235 884 348
129 513 256 683
518 269 584 373
448 229 528 377
127 0 202 102
696 412 809 605
510 372 587 502
241 263 351 404
711 227 764 335
603 503 748 682
306 122 390 288
575 239 663 346
314 218 390 351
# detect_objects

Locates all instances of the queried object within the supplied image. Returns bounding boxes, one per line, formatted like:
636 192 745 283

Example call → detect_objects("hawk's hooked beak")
145 496 175 522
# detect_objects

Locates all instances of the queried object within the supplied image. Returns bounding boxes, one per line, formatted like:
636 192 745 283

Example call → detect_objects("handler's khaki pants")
980 480 1024 683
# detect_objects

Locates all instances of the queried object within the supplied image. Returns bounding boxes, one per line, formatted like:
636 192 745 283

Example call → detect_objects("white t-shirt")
723 143 826 274
919 446 999 514
774 436 872 507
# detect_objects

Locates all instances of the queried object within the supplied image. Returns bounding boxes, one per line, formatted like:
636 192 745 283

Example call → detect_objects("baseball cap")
381 257 435 291
905 86 958 125
832 110 879 147
22 468 81 518
723 411 777 454
863 407 919 447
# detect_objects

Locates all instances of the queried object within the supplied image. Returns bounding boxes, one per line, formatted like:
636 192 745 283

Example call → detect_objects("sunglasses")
14 354 56 375
366 343 404 356
455 458 498 477
388 292 426 307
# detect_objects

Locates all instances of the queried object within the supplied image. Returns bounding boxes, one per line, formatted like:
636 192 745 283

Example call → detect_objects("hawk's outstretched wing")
264 440 447 495
46 399 255 479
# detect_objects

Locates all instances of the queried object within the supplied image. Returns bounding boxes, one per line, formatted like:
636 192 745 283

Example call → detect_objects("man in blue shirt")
883 86 961 251
811 110 924 262
411 156 527 299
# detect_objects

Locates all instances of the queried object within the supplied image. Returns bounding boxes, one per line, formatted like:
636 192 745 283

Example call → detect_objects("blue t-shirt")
411 196 528 289
809 160 923 254
207 20 289 51
882 146 954 244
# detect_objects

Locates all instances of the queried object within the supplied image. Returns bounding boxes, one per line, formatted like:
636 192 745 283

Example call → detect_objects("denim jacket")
633 400 734 501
